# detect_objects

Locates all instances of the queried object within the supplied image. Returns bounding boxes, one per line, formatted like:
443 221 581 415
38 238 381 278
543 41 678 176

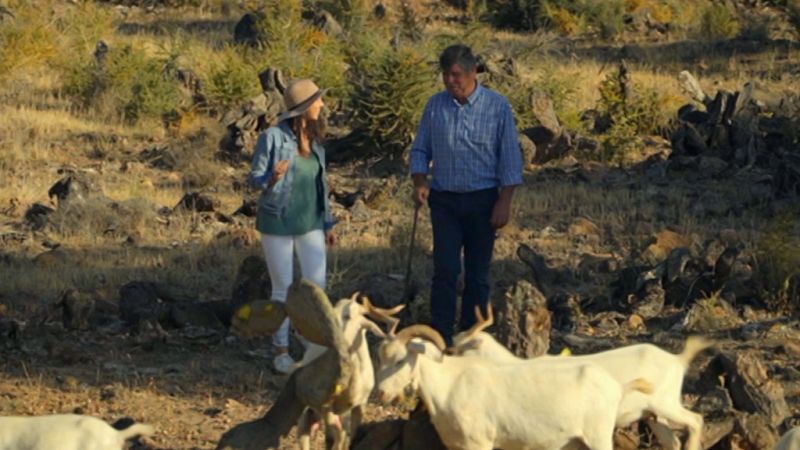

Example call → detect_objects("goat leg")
323 411 347 450
297 408 318 450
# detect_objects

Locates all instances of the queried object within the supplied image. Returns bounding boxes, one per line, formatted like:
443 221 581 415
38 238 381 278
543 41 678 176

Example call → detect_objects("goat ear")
407 341 427 355
361 318 386 338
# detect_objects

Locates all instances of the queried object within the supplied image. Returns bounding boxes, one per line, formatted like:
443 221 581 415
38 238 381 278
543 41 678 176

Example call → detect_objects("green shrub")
56 1 118 56
487 78 538 130
123 58 185 123
539 2 585 35
757 212 800 309
348 43 438 157
487 0 542 31
790 0 800 33
696 2 740 39
595 66 673 163
245 0 351 102
488 0 627 37
582 0 627 39
534 64 583 130
0 2 60 80
203 46 260 110
63 44 187 123
315 0 371 31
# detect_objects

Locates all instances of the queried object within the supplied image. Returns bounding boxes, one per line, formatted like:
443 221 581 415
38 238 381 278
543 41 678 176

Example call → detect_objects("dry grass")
0 0 792 317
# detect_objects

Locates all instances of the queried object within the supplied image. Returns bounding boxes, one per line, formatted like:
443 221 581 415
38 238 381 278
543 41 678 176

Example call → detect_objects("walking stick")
401 203 421 313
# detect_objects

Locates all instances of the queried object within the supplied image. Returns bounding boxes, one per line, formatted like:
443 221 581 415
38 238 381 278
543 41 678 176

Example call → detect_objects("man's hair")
439 44 478 72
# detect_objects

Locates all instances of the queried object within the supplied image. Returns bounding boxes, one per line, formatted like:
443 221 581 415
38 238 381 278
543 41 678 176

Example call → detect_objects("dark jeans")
429 188 498 345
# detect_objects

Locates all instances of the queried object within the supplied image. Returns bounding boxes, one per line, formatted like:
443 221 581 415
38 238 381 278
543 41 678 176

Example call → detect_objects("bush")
315 0 371 31
202 46 260 111
540 3 585 35
348 42 438 157
790 0 800 33
487 0 542 31
0 2 60 80
696 2 740 39
247 0 351 102
56 1 119 56
488 0 627 37
595 66 673 163
63 44 187 123
757 212 800 309
534 64 583 130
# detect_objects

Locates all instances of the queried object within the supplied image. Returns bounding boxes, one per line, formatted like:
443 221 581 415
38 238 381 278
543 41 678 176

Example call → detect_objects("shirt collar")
278 120 295 139
450 82 483 106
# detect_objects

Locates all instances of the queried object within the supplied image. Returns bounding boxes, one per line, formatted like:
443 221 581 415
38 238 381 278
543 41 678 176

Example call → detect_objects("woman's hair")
291 111 326 153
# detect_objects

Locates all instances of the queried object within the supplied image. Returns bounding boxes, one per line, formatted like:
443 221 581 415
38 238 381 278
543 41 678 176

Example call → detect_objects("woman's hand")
269 160 290 186
325 229 337 247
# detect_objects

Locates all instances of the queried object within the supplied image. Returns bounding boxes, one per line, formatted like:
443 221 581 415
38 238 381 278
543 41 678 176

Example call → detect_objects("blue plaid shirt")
410 83 523 192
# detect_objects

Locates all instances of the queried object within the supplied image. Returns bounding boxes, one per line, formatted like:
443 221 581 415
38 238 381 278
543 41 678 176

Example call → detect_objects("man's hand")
325 229 337 247
269 160 290 186
412 174 429 207
491 186 516 229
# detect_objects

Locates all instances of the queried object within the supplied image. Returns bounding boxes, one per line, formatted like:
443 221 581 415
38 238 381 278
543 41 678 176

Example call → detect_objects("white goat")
374 324 653 450
0 414 153 450
294 294 403 450
775 427 800 450
451 305 713 450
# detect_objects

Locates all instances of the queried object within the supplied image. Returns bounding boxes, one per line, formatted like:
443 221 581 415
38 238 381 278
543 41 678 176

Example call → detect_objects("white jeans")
260 229 326 348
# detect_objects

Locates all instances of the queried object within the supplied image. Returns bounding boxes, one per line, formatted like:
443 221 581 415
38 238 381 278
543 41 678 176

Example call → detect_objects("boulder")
495 280 551 359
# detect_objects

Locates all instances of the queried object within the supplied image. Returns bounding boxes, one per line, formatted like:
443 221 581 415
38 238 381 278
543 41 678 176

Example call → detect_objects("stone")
518 132 536 166
56 289 96 331
730 412 779 450
174 192 217 212
352 420 403 450
642 229 696 263
118 281 171 327
495 280 551 359
233 12 265 48
717 351 791 427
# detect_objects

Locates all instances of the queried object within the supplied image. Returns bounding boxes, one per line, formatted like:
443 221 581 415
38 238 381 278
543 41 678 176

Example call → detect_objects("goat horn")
363 297 405 317
361 297 405 335
395 325 446 352
462 304 494 341
350 291 361 302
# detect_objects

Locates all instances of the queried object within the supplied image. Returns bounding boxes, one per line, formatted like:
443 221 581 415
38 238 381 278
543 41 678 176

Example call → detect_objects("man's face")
442 63 477 101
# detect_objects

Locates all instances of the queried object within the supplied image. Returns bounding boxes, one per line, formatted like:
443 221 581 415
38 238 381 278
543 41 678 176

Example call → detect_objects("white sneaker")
273 353 297 375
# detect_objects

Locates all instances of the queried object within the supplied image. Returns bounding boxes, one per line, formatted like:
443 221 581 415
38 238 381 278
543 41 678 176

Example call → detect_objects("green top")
256 152 324 235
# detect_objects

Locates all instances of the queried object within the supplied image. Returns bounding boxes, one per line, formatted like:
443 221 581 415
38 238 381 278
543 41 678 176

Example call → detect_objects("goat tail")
623 378 654 395
117 423 155 441
678 336 715 368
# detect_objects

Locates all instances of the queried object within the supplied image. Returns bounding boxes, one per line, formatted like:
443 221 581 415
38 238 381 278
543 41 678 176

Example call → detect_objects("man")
411 44 523 345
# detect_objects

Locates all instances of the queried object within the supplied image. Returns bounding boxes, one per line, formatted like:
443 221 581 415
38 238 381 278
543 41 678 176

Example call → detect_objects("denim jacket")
249 121 335 231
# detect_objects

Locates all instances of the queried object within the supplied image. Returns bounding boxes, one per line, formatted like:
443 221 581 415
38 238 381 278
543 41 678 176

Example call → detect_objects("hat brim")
276 88 328 122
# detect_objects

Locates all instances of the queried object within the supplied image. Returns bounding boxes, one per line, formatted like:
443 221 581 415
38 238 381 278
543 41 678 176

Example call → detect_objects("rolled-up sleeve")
410 100 433 176
249 131 275 189
496 100 523 187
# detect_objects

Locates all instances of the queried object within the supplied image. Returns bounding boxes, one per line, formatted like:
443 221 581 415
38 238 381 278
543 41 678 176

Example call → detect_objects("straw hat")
276 79 327 122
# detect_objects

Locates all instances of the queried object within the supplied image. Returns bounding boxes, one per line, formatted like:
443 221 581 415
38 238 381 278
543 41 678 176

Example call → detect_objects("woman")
249 79 336 374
